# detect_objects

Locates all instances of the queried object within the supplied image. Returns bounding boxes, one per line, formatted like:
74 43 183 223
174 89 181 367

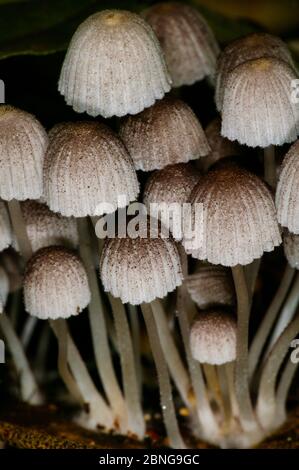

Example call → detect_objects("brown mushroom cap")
143 2 220 87
120 96 210 171
24 246 90 320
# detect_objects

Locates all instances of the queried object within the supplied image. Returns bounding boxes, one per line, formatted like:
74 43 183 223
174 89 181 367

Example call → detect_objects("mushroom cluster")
1 2 299 450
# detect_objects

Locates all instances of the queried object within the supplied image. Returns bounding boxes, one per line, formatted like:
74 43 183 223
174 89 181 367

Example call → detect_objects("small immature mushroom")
0 105 48 261
142 2 220 87
59 10 171 118
44 122 139 217
186 264 235 310
100 222 187 448
215 33 295 112
23 246 113 430
120 97 210 171
0 202 13 252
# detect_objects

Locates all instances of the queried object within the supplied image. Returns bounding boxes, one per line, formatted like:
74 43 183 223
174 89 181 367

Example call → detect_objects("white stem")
21 316 38 349
109 294 145 440
141 302 186 449
0 313 43 405
77 217 128 433
128 304 143 397
151 298 191 408
275 359 299 424
7 199 32 262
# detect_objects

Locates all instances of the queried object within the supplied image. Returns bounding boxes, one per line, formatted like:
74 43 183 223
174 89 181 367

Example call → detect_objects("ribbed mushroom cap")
183 163 281 266
0 105 48 201
100 223 183 305
215 33 295 112
143 2 219 87
276 140 299 234
0 266 9 313
58 10 171 118
0 202 13 252
18 201 79 252
221 57 299 148
185 264 235 309
190 310 237 365
201 118 240 172
120 96 210 171
44 122 139 217
283 229 299 269
24 246 90 320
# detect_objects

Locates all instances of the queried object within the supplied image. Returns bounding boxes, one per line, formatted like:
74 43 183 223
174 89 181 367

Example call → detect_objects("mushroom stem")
217 364 233 428
249 264 295 379
109 294 145 440
7 199 32 262
275 359 299 425
77 217 128 433
128 304 143 397
20 316 38 348
49 319 83 404
257 314 299 429
34 322 51 380
264 145 276 189
141 302 186 449
0 313 42 405
203 363 223 409
150 298 191 408
232 265 258 432
266 271 299 354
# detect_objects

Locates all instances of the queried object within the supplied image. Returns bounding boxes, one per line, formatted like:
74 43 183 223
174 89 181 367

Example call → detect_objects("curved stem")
257 314 299 429
0 313 43 405
141 302 186 449
249 264 295 379
275 359 298 423
77 217 127 433
151 298 191 408
7 199 32 262
232 265 258 432
264 145 276 189
109 295 145 439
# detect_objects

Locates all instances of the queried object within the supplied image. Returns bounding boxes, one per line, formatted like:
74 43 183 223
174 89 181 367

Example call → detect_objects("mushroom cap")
58 10 171 118
24 246 90 320
0 105 48 201
143 2 219 87
0 202 13 252
283 229 299 269
276 140 299 234
183 163 281 266
44 122 139 217
190 310 237 365
221 57 299 148
0 266 9 313
120 96 210 171
215 33 295 112
185 264 235 309
201 117 240 172
18 201 79 252
100 223 183 305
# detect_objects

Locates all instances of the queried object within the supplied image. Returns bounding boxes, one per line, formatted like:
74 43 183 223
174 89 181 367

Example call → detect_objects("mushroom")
142 2 220 87
120 96 210 171
58 10 171 118
0 105 48 261
221 57 299 188
23 245 114 430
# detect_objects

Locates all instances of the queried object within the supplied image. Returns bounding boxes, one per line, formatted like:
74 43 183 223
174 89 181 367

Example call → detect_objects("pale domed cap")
185 264 235 309
0 105 48 200
58 10 171 118
120 96 210 171
215 33 295 112
0 266 9 313
283 229 299 269
24 246 90 320
100 224 183 305
190 310 237 365
183 163 281 266
18 201 79 252
44 122 139 217
0 202 13 252
276 140 299 233
201 118 240 172
143 2 219 87
221 57 299 148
